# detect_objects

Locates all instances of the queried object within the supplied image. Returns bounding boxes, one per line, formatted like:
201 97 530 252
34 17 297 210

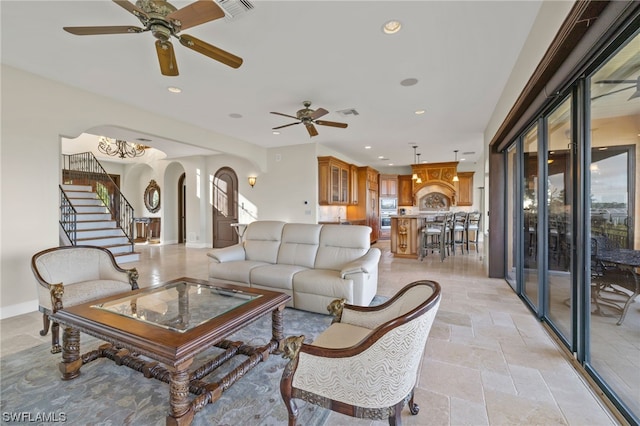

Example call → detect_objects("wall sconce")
248 176 257 187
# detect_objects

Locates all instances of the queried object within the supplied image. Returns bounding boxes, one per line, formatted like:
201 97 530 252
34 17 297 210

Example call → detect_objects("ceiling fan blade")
310 108 329 120
63 26 144 35
178 34 243 69
112 0 148 19
315 120 348 128
270 111 299 120
155 40 179 76
167 0 225 31
306 123 319 137
273 122 301 130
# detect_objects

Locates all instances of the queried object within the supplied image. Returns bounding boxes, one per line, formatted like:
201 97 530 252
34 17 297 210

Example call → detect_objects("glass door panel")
523 125 540 310
546 97 573 339
587 31 639 418
506 145 518 290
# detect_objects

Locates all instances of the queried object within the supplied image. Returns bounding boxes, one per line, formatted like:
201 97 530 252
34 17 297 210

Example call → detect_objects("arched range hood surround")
411 162 458 210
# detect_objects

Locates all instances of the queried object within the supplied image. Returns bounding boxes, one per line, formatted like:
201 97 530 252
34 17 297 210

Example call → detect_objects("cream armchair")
280 280 441 426
31 245 139 353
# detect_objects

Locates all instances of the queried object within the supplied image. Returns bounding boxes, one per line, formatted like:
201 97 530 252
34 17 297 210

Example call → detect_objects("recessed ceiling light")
388 163 394 166
365 146 372 149
378 156 385 159
272 131 280 135
382 20 402 35
415 109 426 115
229 113 242 118
400 78 418 87
167 86 182 93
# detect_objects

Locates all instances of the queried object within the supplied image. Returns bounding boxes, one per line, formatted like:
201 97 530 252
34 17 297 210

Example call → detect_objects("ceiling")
1 0 547 169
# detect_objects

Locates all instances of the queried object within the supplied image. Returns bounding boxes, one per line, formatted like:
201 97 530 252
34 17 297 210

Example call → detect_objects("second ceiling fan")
271 101 348 138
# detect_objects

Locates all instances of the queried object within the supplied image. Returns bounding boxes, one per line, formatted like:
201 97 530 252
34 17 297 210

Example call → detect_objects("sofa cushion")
277 223 322 268
244 221 286 264
293 269 354 314
208 260 269 285
312 323 372 349
250 264 309 291
314 225 371 271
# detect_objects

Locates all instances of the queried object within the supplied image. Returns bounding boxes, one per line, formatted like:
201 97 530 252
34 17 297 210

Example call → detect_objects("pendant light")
452 150 459 182
411 145 419 180
415 153 422 184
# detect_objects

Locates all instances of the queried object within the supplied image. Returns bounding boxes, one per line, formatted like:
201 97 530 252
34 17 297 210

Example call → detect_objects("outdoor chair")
31 245 139 353
280 280 441 426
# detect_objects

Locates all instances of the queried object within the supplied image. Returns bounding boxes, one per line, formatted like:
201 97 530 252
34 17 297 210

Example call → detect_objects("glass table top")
92 281 261 333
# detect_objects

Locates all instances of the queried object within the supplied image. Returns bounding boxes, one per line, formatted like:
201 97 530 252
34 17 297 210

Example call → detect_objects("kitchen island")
390 215 424 259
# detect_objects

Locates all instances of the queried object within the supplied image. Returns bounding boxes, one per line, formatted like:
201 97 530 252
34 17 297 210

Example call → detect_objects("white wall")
0 66 277 318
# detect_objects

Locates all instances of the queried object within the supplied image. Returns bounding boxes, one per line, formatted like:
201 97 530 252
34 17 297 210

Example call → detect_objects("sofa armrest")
339 248 381 278
207 244 246 263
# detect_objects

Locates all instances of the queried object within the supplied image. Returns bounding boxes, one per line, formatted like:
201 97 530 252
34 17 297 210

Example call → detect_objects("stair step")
61 184 92 192
74 205 110 214
64 191 99 199
76 220 117 230
76 213 112 221
76 228 125 239
106 244 137 255
77 236 130 246
114 252 140 264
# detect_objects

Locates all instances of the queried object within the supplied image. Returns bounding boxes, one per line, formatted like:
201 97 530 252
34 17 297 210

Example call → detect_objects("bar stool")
420 215 448 261
466 211 481 252
451 212 467 255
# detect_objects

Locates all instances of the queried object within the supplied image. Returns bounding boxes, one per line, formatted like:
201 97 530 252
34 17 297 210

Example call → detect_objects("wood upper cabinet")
380 174 398 197
398 175 414 206
456 172 474 206
318 156 352 205
350 164 359 205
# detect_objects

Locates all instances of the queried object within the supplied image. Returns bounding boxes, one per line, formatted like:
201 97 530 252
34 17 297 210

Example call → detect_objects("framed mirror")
144 180 161 213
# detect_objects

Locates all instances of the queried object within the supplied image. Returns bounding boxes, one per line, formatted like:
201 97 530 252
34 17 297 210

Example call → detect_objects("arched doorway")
213 167 239 248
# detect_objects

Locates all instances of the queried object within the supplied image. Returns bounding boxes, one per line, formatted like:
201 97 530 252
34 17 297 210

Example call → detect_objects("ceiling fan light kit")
63 0 243 76
271 101 348 138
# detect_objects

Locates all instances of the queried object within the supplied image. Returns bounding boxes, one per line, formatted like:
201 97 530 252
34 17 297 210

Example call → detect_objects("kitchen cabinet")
380 174 398 197
350 164 359 205
456 172 474 206
398 175 413 206
347 166 379 243
318 156 351 205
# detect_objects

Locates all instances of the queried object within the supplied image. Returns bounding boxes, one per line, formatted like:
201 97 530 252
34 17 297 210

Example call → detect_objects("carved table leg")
272 304 286 354
58 326 82 380
166 358 194 426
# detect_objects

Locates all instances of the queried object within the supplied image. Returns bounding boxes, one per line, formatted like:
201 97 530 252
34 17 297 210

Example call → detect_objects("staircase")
60 184 139 264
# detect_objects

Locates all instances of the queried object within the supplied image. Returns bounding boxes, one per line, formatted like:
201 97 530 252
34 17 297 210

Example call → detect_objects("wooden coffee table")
50 277 291 425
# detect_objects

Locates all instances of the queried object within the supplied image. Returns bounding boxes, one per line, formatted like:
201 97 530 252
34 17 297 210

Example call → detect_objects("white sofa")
207 221 381 314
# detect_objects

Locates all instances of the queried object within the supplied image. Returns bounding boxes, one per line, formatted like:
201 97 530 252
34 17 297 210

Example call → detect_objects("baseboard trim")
0 299 38 320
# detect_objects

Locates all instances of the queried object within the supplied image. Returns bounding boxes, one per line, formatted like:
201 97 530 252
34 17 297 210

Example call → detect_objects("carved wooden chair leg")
39 313 50 336
408 389 420 415
389 400 403 425
50 321 62 354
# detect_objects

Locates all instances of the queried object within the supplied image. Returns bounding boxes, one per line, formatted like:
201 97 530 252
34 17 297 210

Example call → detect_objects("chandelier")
98 136 146 159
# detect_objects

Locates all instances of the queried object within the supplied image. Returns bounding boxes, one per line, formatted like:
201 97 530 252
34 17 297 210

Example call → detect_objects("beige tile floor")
1 241 621 425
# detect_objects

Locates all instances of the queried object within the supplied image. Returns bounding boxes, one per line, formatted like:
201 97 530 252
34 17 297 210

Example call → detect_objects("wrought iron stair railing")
59 187 77 245
61 152 135 250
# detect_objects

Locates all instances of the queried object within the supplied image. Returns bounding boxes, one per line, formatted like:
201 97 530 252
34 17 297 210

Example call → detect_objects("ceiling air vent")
217 0 255 21
336 108 359 117
462 151 475 155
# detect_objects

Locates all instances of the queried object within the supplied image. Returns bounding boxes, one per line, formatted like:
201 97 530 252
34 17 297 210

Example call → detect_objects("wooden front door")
213 167 239 248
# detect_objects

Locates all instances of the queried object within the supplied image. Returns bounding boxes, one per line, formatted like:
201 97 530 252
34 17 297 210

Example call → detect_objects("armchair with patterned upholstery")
280 280 441 426
31 245 139 353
